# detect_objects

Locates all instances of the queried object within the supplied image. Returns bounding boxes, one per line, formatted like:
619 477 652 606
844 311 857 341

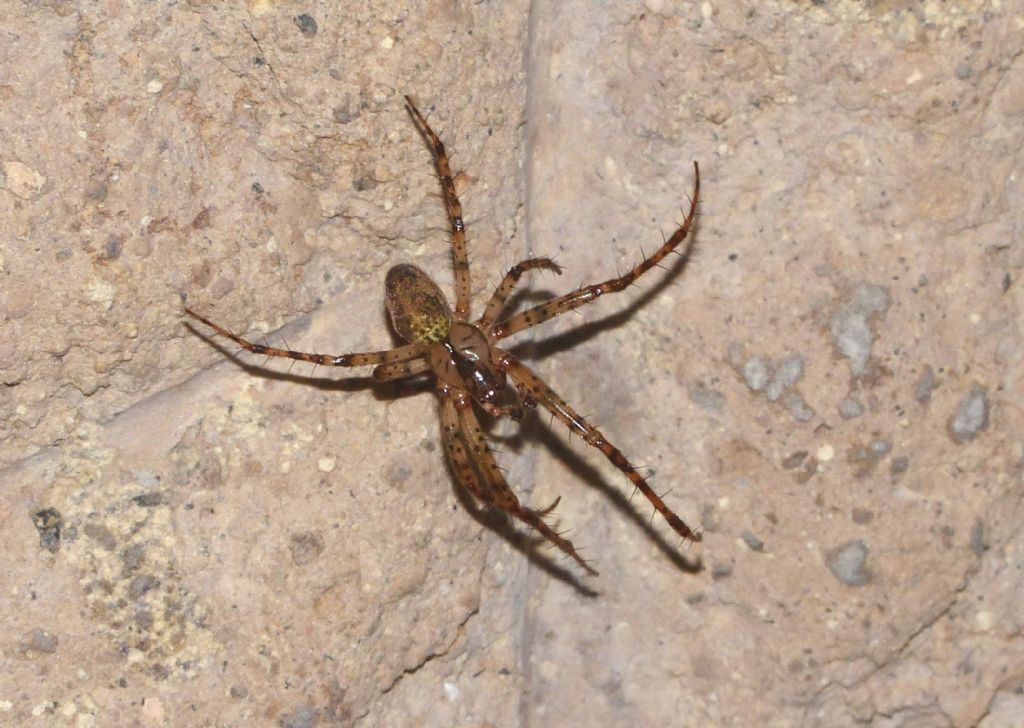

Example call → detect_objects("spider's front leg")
404 95 472 322
373 358 432 382
501 352 701 545
476 257 563 331
185 308 426 372
441 390 599 575
492 161 699 340
440 394 496 506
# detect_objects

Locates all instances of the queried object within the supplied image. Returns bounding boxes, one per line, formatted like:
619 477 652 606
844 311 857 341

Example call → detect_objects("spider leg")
501 353 702 544
476 257 563 331
440 394 497 506
372 357 432 382
404 95 471 322
492 161 699 340
534 495 562 517
185 308 426 368
450 391 599 576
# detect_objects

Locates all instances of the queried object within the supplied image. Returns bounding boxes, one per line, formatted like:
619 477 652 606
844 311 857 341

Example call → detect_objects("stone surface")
2 2 1022 727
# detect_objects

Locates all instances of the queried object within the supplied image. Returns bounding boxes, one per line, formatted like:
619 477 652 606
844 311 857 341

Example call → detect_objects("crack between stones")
378 603 481 698
804 574 972 712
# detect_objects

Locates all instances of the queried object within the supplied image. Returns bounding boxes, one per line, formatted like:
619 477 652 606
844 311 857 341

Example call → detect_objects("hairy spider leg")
404 96 472 322
492 161 700 340
449 391 599 575
440 395 497 505
185 308 426 368
502 354 701 544
477 257 564 331
372 358 433 382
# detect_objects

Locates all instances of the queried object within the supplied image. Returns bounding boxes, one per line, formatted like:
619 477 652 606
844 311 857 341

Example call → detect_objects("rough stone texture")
1 2 1022 727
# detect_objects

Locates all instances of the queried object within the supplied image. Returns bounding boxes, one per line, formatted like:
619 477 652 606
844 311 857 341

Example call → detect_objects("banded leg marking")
405 96 472 321
185 308 425 368
477 257 563 331
454 395 599 575
493 161 700 340
503 354 701 544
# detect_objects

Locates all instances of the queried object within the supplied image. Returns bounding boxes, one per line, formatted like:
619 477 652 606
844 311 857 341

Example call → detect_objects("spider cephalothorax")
186 95 701 575
432 321 515 417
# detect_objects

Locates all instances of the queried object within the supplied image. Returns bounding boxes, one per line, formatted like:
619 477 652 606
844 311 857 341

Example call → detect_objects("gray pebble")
741 531 765 552
781 451 808 470
825 539 870 586
129 574 160 599
386 460 413 484
838 396 864 419
851 284 890 315
870 439 892 457
948 383 989 443
742 356 770 391
970 520 987 555
689 383 726 412
914 366 937 403
32 508 63 554
131 491 164 508
783 392 814 422
333 106 358 124
134 609 154 631
830 284 890 377
766 353 804 401
280 705 320 728
84 179 108 202
83 522 118 550
23 628 59 654
121 543 146 573
103 236 123 260
889 455 909 479
711 562 733 580
294 14 317 36
289 531 325 566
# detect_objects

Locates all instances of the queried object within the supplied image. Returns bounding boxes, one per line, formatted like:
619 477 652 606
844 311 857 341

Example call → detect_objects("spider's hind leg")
502 353 701 545
442 392 599 576
440 395 497 507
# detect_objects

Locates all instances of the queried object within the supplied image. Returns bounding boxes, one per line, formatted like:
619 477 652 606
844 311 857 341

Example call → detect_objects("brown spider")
185 96 701 576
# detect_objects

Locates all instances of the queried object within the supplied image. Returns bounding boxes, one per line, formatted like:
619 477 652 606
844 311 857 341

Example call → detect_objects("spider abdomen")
385 264 452 344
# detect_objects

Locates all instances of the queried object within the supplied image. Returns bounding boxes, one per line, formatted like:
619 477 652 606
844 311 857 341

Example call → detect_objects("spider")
185 95 701 576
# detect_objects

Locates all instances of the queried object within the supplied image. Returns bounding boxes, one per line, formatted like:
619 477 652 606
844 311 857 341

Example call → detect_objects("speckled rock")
1 2 1021 727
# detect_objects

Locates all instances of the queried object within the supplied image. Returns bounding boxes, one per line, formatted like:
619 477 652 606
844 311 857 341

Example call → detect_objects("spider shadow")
183 320 432 402
499 246 704 575
519 413 703 576
186 320 597 592
506 242 696 362
183 240 701 584
445 454 600 598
